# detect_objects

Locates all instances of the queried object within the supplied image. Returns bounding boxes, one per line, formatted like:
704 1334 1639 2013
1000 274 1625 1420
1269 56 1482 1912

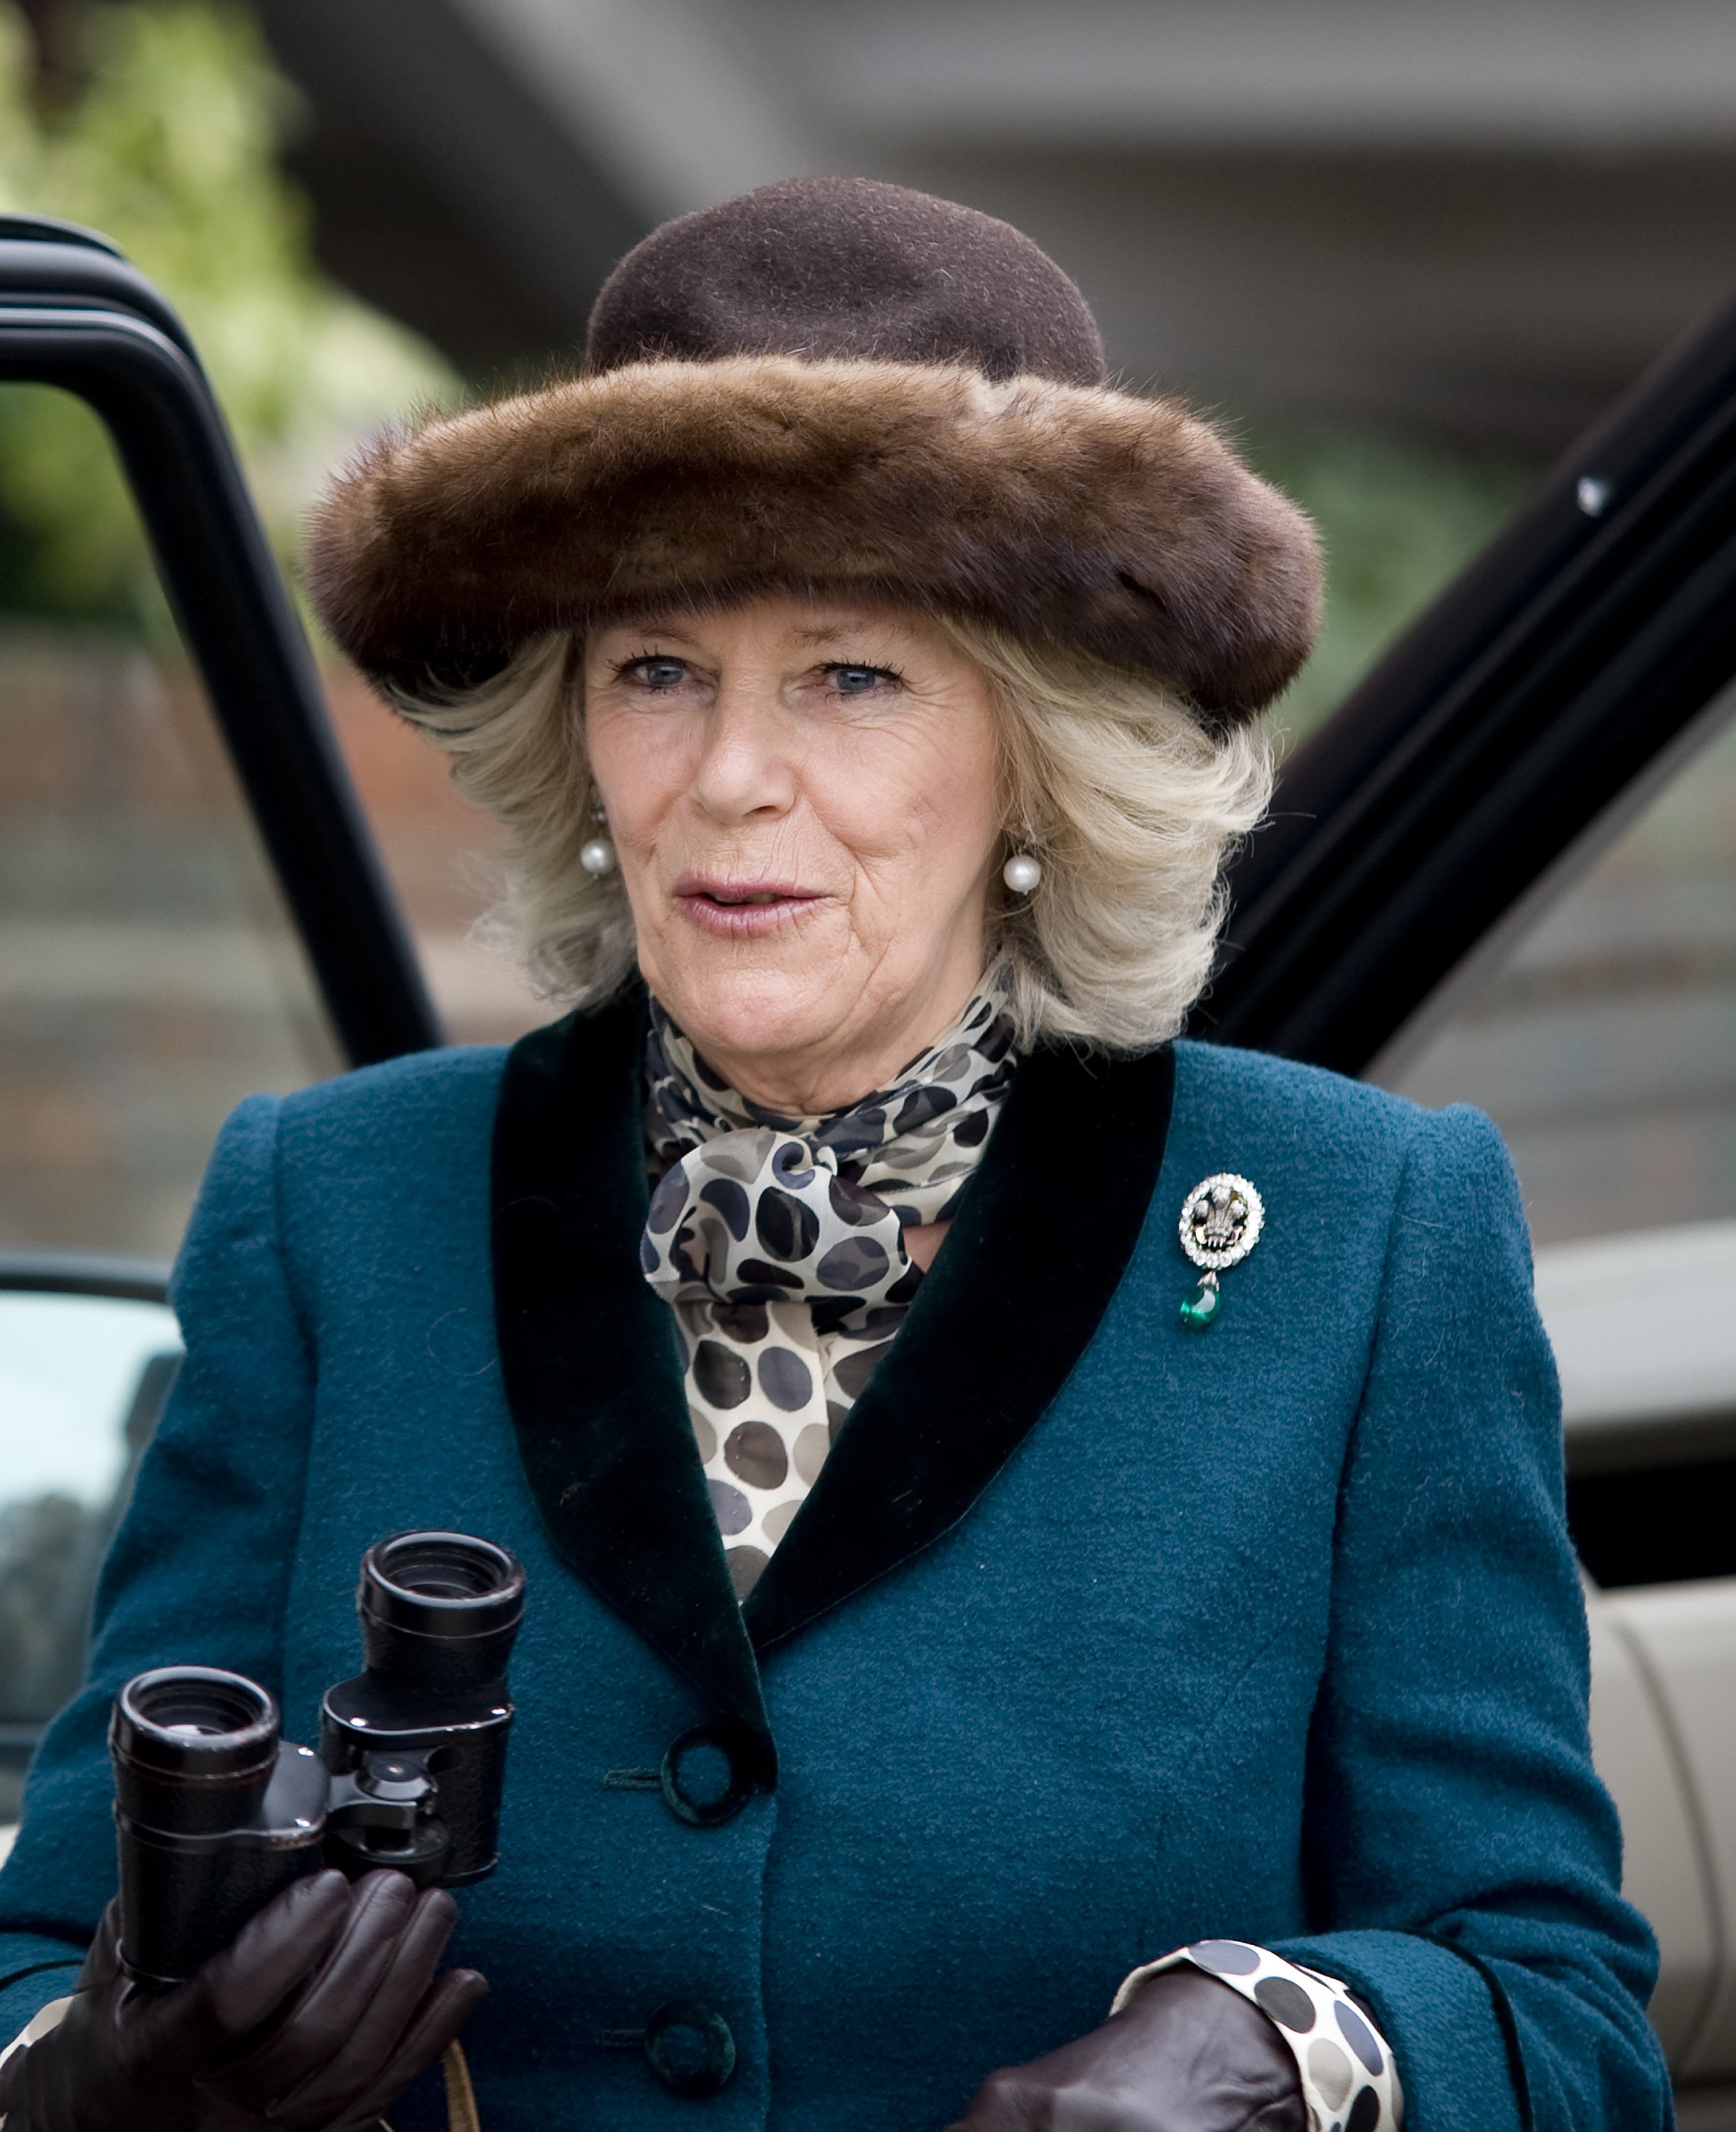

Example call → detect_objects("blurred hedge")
1251 427 1533 742
0 0 453 627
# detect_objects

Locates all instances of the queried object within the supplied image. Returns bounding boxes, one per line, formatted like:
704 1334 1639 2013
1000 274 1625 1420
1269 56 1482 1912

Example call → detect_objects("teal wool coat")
0 997 1668 2131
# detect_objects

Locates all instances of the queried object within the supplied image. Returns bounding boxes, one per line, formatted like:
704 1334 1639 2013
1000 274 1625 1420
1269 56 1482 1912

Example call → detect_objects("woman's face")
583 593 1004 1114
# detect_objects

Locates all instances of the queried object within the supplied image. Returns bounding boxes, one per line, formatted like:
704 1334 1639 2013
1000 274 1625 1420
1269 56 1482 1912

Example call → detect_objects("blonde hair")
388 615 1272 1053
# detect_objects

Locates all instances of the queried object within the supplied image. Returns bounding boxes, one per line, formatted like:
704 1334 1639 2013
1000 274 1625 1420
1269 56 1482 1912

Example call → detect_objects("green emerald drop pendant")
1177 1173 1265 1332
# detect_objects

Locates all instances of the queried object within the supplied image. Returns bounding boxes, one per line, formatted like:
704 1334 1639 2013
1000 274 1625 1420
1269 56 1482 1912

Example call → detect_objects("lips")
673 876 826 939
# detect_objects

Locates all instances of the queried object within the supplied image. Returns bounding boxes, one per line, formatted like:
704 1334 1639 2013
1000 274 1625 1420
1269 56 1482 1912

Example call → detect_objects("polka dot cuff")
1111 1940 1403 2132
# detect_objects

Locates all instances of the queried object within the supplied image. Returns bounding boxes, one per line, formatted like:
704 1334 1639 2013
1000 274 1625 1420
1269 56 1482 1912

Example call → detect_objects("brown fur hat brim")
306 355 1322 726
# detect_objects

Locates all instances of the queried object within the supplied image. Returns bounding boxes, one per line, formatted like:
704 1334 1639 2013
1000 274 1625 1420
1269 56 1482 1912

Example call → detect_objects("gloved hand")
948 1966 1305 2132
0 1868 486 2132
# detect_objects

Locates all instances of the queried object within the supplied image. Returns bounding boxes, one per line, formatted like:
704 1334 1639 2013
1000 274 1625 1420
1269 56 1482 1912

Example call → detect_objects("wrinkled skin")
949 1969 1306 2132
583 592 1006 1116
0 1869 485 2132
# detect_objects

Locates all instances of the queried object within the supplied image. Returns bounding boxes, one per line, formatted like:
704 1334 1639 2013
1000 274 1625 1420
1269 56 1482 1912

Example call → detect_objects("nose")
690 672 798 824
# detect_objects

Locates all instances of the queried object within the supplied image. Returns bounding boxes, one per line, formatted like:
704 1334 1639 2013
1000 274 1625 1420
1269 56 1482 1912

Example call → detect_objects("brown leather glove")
949 1967 1305 2132
0 1868 486 2132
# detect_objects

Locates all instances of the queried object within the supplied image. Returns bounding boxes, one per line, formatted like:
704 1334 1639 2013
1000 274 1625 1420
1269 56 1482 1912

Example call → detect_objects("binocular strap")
443 2041 482 2132
378 2041 480 2132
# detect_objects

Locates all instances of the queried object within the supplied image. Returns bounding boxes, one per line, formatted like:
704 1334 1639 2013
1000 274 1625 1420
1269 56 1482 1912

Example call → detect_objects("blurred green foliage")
0 0 454 626
1250 427 1536 743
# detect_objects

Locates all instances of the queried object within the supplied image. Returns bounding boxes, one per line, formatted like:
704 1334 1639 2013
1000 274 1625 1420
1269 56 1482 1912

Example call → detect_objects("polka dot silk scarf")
1113 1943 1403 2131
641 989 1018 1598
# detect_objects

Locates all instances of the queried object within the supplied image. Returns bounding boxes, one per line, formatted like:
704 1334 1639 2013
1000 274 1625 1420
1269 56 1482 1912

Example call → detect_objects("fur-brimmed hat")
307 178 1321 727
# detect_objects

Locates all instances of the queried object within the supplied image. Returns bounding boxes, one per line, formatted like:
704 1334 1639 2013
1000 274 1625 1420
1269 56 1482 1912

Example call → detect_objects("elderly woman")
0 180 1666 2132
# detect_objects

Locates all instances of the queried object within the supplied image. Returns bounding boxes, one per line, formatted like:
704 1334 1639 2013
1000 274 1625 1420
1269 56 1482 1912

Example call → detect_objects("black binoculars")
109 1529 525 1986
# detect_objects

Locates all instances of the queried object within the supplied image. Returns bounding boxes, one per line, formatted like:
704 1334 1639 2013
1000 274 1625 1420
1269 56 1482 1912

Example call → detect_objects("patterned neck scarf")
642 988 1018 1598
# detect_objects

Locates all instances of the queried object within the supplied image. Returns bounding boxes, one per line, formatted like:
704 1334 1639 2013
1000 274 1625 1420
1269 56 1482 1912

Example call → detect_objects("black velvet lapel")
490 991 774 1781
740 1039 1175 1654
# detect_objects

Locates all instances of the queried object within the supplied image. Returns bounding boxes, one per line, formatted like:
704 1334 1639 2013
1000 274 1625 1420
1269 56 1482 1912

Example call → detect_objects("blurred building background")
1 0 1736 1262
254 0 1736 455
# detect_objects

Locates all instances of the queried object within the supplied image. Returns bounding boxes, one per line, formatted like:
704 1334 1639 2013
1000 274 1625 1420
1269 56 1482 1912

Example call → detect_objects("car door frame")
1199 287 1736 1078
0 216 439 1069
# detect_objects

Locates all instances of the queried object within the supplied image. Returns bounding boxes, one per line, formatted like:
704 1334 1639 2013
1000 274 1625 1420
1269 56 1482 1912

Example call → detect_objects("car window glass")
1381 695 1736 1242
323 662 548 1049
1374 688 1736 1589
0 1290 180 1816
0 387 340 1259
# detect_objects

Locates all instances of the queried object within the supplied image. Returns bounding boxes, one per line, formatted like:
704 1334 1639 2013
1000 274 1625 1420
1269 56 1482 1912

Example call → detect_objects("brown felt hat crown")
308 177 1321 726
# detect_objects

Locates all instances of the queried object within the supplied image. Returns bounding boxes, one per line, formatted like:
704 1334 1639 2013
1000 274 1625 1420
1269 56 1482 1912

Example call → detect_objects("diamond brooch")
1177 1173 1265 1330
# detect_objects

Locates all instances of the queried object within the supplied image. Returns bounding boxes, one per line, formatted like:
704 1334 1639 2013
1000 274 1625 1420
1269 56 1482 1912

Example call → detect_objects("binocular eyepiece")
111 1530 525 1986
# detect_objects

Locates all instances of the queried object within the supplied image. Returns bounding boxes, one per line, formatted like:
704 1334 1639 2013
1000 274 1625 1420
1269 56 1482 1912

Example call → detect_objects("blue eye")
829 664 895 694
627 657 687 689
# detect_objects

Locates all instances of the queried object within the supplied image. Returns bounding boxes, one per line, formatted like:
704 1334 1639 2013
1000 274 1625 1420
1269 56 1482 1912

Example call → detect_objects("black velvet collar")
743 1032 1174 1651
490 989 774 1779
490 991 1174 1755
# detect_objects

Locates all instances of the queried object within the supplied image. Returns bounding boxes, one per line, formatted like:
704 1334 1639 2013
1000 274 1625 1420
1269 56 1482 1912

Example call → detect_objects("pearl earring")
1003 846 1042 895
581 797 616 877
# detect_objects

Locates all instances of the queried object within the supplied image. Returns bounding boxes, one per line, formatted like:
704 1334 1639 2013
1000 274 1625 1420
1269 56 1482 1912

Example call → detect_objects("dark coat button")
645 2001 736 2096
660 1723 753 1826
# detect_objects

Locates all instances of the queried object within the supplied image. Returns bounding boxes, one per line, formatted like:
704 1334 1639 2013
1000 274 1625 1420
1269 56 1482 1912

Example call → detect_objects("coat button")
645 2001 736 2096
660 1723 752 1826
